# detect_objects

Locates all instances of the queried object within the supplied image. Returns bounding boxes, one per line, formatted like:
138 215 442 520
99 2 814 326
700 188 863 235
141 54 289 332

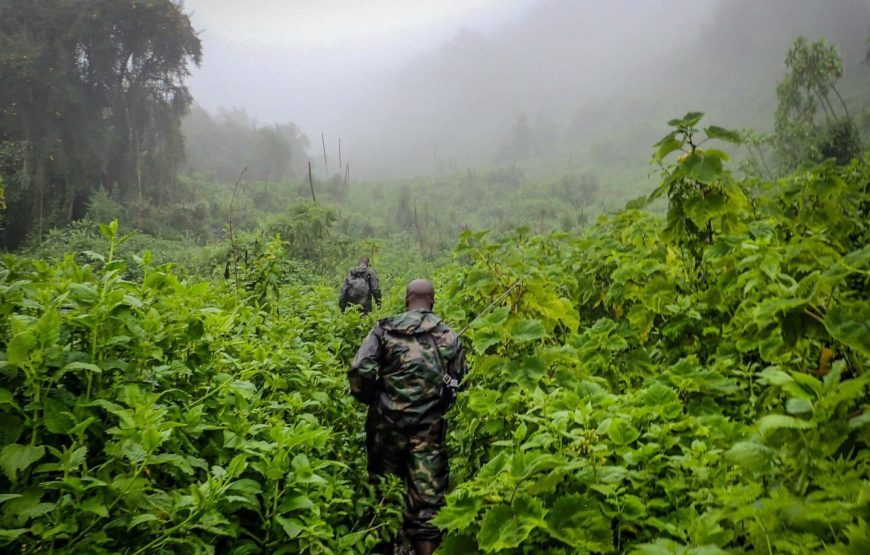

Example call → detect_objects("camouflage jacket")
339 266 381 312
348 309 467 429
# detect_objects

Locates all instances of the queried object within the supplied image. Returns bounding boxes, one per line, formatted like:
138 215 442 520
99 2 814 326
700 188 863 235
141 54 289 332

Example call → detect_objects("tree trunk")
31 149 47 243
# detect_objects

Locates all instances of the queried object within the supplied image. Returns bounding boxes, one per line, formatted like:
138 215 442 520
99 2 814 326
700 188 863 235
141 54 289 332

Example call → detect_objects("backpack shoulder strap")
423 331 452 386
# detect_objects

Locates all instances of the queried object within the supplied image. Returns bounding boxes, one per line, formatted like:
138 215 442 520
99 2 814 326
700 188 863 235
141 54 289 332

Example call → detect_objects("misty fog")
185 0 870 181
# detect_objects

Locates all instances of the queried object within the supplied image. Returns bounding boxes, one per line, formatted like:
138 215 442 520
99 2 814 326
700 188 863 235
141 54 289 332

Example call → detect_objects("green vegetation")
1 1 869 552
2 114 868 552
773 38 862 170
433 118 869 554
0 221 400 553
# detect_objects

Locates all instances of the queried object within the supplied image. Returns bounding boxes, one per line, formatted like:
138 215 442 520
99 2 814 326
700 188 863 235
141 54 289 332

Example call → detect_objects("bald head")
406 279 435 311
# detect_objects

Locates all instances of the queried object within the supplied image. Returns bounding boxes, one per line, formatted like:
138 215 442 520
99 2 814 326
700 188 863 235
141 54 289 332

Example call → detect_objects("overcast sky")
184 0 537 132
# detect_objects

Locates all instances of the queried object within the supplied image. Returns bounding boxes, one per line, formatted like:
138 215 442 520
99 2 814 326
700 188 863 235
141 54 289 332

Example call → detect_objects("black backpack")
345 268 371 305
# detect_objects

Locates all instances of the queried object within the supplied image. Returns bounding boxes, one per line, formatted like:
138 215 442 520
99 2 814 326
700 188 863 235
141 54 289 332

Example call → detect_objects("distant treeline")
182 105 310 185
0 0 200 248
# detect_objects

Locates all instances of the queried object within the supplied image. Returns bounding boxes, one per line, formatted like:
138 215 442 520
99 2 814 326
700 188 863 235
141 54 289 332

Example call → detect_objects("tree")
0 0 82 243
0 0 201 247
774 37 861 169
497 114 532 162
75 0 202 206
181 107 309 185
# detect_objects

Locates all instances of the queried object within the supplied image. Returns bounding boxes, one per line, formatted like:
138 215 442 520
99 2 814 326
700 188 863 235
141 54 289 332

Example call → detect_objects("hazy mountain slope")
338 0 870 181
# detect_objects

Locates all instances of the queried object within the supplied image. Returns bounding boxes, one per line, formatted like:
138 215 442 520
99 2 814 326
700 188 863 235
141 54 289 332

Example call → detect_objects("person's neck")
407 305 431 312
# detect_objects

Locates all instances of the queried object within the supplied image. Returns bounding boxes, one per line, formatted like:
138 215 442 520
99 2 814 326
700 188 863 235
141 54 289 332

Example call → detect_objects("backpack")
345 268 371 305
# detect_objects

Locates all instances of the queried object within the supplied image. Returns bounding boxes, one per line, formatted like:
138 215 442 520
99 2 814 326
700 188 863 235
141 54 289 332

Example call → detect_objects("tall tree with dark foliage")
0 0 201 247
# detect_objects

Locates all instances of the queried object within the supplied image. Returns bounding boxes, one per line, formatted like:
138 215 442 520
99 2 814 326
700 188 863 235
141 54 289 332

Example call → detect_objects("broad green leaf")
684 191 727 227
725 441 774 470
849 413 870 430
824 303 870 358
545 494 612 551
668 112 705 128
786 398 813 414
465 269 496 292
229 380 257 399
510 319 547 343
65 446 88 471
758 367 793 386
69 283 100 303
0 529 29 544
704 125 742 144
281 495 314 513
0 414 23 445
476 451 510 481
655 137 685 162
0 389 19 411
758 414 813 435
43 398 74 435
603 418 640 446
33 307 60 344
701 148 731 161
477 495 547 552
432 494 483 532
61 362 103 375
275 515 303 539
682 152 725 184
632 539 729 554
128 513 158 529
80 498 108 518
471 328 503 354
0 444 45 481
6 333 36 366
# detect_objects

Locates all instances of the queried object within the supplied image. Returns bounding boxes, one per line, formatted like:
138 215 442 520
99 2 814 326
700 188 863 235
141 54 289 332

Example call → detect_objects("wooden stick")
308 160 317 204
321 133 329 176
228 167 248 293
338 138 342 171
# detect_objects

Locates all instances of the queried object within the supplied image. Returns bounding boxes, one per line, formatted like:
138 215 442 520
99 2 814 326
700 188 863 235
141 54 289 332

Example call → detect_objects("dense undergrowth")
1 118 868 553
0 223 401 553
434 121 870 553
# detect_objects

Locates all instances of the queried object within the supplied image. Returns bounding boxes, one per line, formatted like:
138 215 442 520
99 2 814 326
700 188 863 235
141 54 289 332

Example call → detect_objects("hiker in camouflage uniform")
348 279 467 555
339 256 382 314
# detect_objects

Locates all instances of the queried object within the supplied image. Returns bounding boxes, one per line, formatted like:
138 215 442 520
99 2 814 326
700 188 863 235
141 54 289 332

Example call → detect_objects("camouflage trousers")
365 409 449 542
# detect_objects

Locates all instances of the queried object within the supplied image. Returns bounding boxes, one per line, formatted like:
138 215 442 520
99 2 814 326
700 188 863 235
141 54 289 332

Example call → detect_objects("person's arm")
368 270 382 307
338 277 350 312
348 325 384 404
449 338 469 392
439 333 468 410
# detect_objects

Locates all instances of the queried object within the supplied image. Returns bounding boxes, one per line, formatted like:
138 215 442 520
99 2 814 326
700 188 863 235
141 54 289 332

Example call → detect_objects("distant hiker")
339 256 382 314
348 279 467 555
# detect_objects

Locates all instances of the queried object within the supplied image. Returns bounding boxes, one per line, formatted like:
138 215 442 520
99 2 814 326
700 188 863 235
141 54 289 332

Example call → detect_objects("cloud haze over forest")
184 0 870 179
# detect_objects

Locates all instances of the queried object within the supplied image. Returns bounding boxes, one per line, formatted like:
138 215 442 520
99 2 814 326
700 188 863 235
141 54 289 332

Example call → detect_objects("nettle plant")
433 121 869 554
651 112 748 273
0 229 400 554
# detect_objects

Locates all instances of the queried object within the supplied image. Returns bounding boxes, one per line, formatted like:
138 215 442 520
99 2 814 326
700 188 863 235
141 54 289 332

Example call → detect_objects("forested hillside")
0 1 869 554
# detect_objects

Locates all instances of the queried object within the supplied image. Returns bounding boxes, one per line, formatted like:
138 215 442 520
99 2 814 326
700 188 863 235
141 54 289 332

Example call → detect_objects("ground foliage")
0 221 401 553
0 116 868 554
434 117 869 553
